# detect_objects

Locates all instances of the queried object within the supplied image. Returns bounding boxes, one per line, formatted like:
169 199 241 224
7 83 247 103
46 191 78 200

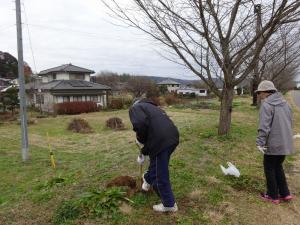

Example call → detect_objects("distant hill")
136 75 199 85
0 51 18 79
94 71 200 86
0 51 33 79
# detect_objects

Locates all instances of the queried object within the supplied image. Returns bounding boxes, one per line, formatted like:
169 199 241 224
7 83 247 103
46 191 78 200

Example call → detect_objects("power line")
22 1 37 73
24 22 151 44
0 24 15 32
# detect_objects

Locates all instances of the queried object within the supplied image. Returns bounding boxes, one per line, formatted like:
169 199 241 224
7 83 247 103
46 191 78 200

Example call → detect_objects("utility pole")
15 0 29 161
252 4 262 106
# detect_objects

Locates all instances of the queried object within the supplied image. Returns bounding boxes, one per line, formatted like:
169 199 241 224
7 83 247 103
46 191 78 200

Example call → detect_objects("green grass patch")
221 175 265 192
53 187 132 224
207 189 224 206
0 96 299 225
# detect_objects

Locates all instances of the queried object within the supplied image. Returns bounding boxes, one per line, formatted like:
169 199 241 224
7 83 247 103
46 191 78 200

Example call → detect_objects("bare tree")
191 80 209 89
251 22 300 105
126 76 157 97
95 71 120 87
102 0 300 135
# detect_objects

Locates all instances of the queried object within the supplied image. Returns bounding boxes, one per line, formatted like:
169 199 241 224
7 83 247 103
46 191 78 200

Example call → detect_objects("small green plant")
77 188 133 218
53 187 133 224
53 200 80 224
35 176 66 190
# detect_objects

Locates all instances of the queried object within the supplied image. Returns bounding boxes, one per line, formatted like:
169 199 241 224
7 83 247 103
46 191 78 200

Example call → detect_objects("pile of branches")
67 118 93 133
106 117 125 130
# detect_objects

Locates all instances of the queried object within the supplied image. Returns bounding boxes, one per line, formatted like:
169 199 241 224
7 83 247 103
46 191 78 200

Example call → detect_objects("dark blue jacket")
129 99 179 158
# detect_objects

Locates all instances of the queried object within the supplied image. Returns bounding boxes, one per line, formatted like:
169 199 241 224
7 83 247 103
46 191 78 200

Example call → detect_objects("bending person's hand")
257 146 267 154
137 154 145 165
135 139 144 149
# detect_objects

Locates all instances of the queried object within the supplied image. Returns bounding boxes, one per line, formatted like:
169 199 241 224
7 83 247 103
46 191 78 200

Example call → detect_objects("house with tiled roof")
157 78 181 92
25 64 111 112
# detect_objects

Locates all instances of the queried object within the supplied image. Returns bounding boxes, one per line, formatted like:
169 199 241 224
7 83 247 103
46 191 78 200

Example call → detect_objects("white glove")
137 154 145 165
135 139 144 149
257 146 267 154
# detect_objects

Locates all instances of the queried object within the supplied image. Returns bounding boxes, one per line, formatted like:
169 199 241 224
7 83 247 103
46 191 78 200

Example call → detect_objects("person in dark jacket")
256 80 294 204
129 98 179 212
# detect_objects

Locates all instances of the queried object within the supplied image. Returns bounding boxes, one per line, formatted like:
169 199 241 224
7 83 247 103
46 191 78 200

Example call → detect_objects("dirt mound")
106 117 125 130
106 176 139 197
106 175 137 189
67 118 93 133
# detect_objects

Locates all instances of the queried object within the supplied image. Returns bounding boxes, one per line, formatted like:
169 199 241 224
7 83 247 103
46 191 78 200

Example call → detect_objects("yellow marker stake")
47 132 56 169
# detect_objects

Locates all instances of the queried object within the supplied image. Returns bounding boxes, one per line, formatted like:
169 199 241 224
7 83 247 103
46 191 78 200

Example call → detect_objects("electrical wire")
22 0 37 73
24 22 151 45
0 24 15 32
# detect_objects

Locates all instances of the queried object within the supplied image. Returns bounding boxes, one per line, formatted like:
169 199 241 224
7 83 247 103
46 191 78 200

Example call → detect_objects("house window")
70 74 84 80
53 74 56 80
199 90 206 93
63 96 70 102
73 96 82 102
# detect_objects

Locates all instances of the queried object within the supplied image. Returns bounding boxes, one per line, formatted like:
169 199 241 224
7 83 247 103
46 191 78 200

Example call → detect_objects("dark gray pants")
264 155 290 199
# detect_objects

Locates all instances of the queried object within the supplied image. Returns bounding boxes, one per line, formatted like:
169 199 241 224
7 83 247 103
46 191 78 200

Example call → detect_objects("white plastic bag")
220 162 240 177
293 133 300 139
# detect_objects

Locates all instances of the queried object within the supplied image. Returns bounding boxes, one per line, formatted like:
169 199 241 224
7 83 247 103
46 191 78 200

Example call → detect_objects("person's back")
129 98 179 212
257 92 294 155
129 98 179 158
256 80 294 204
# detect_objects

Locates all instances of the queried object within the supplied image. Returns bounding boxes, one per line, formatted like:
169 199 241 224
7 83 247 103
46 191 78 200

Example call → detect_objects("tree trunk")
251 78 259 106
218 88 234 135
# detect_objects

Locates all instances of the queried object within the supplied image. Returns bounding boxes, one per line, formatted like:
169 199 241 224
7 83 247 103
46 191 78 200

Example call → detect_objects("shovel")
135 141 144 189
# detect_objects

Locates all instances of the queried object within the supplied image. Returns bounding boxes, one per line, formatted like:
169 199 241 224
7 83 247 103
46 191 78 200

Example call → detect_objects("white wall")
84 74 91 82
166 84 180 92
177 89 207 96
42 76 48 83
103 94 107 106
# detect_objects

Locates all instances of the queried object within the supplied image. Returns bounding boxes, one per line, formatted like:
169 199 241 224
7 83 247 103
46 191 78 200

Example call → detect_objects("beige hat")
255 80 277 93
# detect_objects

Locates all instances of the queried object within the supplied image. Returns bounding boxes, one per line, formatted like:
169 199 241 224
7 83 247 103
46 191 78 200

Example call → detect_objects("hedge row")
54 101 98 115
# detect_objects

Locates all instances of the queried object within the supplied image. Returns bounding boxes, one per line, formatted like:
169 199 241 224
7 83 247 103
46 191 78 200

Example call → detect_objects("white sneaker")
142 175 151 191
153 203 178 212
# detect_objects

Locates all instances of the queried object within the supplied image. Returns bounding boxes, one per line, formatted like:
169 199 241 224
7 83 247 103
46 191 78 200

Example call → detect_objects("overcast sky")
0 0 198 79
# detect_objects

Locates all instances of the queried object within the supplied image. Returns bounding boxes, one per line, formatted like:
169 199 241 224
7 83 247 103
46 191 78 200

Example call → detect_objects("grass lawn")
0 95 299 225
